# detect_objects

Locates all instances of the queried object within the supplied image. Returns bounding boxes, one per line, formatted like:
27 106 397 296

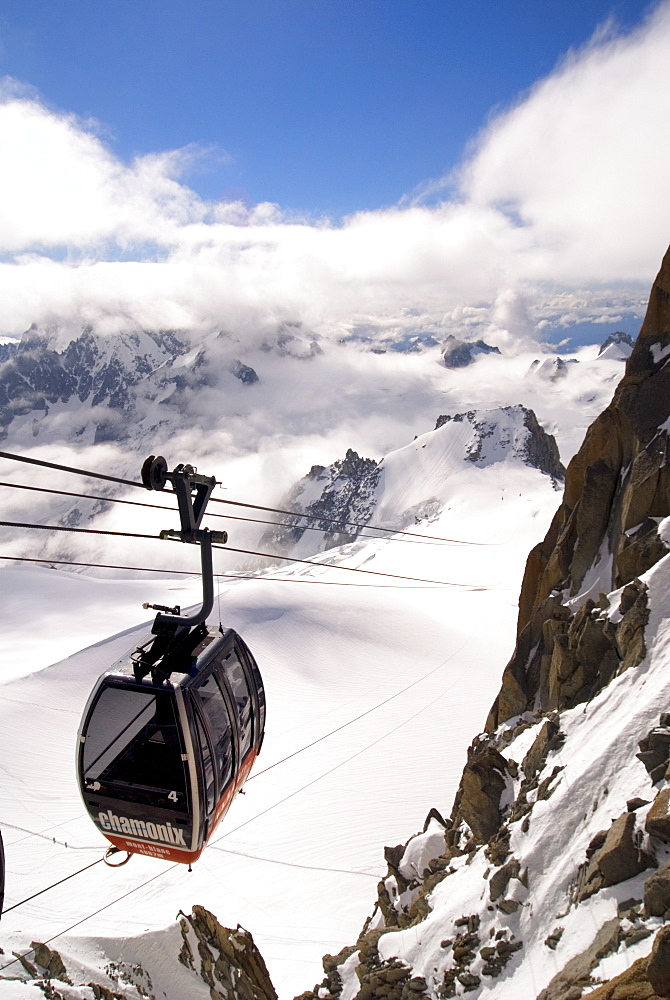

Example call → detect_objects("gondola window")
194 674 234 789
195 710 216 814
82 688 188 808
223 650 253 759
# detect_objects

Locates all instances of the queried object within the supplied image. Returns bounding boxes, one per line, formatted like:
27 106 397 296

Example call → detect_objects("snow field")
0 459 562 998
355 534 670 999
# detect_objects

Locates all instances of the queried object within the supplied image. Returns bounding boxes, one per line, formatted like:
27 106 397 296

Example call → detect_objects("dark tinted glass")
82 686 188 810
194 673 234 790
195 712 215 815
243 644 266 740
222 649 253 759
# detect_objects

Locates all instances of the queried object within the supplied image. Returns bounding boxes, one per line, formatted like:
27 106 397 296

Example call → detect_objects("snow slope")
0 330 633 998
0 432 562 998
335 528 670 999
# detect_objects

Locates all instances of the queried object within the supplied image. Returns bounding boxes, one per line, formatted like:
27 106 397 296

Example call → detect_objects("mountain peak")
441 335 501 368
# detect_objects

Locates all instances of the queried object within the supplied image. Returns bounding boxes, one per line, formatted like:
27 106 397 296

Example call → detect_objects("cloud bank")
1 3 670 341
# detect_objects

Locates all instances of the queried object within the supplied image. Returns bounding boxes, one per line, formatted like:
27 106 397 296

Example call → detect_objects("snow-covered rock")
597 331 635 360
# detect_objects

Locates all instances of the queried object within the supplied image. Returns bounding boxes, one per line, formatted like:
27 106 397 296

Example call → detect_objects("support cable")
0 481 454 548
0 554 444 589
0 636 472 942
0 449 479 545
0 519 486 588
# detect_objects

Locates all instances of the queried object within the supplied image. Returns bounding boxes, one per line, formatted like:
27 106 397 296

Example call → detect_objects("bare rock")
451 740 510 844
644 860 670 917
596 812 656 884
489 857 521 902
648 925 670 997
30 943 71 984
638 723 670 784
646 788 670 841
575 812 656 903
178 905 277 1000
522 718 564 780
585 956 663 998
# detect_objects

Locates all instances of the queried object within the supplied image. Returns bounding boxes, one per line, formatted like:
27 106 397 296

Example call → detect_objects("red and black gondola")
76 457 266 866
77 624 265 865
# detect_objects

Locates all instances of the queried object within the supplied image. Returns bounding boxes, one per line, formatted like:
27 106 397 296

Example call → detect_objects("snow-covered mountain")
0 283 659 999
259 405 563 562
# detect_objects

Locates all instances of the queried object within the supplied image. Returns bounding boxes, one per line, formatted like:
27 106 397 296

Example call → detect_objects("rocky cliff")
294 249 670 1000
488 246 670 730
1 907 277 999
258 448 381 554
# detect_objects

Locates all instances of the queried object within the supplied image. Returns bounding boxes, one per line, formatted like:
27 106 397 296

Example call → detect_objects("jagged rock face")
178 905 277 1000
441 335 501 368
488 247 670 729
434 405 565 480
0 324 263 443
0 325 190 439
259 448 381 554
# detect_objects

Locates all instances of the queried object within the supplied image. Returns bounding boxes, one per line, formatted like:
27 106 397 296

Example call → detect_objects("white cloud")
0 4 669 341
458 2 670 284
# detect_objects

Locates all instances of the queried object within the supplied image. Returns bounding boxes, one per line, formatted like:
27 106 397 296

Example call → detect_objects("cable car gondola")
77 457 265 866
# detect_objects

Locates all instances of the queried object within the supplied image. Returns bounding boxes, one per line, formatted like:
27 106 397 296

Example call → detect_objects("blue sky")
0 0 657 218
0 0 668 346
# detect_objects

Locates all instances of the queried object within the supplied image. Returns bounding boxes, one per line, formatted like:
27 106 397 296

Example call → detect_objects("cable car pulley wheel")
141 454 168 491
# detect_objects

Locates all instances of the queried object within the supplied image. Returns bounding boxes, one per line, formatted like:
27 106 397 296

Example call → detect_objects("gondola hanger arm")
137 456 228 657
141 455 223 542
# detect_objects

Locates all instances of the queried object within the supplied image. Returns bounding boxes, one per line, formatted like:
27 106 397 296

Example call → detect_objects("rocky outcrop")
178 905 277 1000
598 331 635 358
434 405 564 480
449 740 511 845
230 359 259 384
441 336 501 368
567 924 670 999
259 449 381 554
529 357 579 380
488 247 670 730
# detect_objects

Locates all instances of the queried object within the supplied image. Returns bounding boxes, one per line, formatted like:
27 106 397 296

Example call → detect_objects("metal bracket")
141 455 218 541
136 456 229 678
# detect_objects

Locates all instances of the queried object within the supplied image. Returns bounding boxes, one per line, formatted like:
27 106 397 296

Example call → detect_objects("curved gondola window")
82 687 188 809
194 711 215 815
223 650 253 759
194 674 234 790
